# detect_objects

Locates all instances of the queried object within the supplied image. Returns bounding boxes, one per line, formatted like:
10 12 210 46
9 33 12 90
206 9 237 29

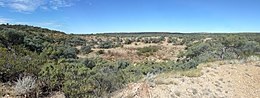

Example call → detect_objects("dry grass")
77 37 186 63
93 44 184 62
0 82 15 97
14 76 36 96
178 69 203 77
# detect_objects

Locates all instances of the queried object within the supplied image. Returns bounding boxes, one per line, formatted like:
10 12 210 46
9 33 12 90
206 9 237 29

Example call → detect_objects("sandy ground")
112 60 260 98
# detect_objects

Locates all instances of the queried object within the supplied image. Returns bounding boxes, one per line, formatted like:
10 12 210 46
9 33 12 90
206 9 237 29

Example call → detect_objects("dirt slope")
112 60 260 98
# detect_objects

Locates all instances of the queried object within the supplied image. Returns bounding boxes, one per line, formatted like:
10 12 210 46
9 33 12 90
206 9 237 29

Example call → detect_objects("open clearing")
78 37 186 62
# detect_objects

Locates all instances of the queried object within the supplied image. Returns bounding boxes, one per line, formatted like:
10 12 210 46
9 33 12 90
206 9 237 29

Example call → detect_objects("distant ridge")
97 32 183 35
0 24 66 35
79 32 260 36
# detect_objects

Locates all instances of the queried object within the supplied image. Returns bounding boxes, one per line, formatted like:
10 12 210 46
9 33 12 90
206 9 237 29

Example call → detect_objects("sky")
0 0 260 34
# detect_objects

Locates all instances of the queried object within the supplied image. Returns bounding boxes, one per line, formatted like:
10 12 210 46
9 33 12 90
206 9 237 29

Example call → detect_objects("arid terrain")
77 36 186 62
38 59 260 98
1 0 260 97
112 59 260 98
1 25 260 98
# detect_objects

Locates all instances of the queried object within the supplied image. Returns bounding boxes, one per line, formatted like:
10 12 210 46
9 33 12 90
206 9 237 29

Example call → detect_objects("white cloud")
9 0 44 12
15 21 63 28
0 2 4 7
0 17 12 24
36 22 63 28
49 0 73 10
0 16 64 31
0 0 79 12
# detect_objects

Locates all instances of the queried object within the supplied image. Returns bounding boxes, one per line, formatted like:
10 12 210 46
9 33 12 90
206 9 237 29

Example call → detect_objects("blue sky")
0 0 260 34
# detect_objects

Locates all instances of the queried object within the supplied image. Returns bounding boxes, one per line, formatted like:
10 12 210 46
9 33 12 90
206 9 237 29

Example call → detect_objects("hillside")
0 24 260 98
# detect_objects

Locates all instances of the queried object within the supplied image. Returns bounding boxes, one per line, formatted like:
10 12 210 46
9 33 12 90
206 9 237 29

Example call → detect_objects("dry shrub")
14 76 36 96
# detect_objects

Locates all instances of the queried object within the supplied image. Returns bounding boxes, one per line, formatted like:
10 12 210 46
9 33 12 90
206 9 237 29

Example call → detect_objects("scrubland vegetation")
0 24 260 97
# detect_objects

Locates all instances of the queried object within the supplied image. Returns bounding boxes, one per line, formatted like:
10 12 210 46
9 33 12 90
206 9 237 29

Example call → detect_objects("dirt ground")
112 60 260 98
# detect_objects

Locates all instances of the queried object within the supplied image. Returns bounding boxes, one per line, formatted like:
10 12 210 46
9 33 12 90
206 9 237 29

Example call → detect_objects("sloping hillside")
1 24 260 97
112 59 260 98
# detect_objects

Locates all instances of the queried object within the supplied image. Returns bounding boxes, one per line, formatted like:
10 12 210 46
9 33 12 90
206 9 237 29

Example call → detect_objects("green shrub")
125 61 171 76
62 64 93 98
240 41 260 56
66 37 86 46
82 59 95 69
63 47 79 59
168 37 182 45
80 45 92 54
185 42 210 58
2 29 25 45
98 41 114 49
124 38 132 44
24 35 45 52
117 60 130 69
90 65 126 96
39 63 63 92
137 46 160 56
96 50 105 55
0 47 44 82
175 60 199 70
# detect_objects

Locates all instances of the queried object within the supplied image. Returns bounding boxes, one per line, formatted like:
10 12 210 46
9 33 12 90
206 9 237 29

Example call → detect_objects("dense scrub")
175 35 260 70
0 24 260 97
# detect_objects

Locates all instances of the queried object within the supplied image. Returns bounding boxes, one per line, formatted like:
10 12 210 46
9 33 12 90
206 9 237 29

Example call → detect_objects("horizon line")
1 23 260 34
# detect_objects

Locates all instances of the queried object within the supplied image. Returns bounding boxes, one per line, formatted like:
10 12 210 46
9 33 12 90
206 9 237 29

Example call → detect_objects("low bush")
2 29 25 45
117 60 130 69
124 38 132 44
80 45 92 54
136 46 160 56
82 59 96 69
63 47 79 59
14 76 36 97
98 41 114 49
174 60 199 70
96 50 105 54
66 37 86 46
62 64 92 98
178 36 260 70
39 63 63 92
0 47 45 82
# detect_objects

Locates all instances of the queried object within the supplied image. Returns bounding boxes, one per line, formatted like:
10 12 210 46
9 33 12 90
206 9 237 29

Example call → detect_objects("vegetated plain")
0 24 260 98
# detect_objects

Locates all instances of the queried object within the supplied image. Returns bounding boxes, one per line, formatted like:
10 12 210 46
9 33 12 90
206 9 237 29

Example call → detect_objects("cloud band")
0 0 79 12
